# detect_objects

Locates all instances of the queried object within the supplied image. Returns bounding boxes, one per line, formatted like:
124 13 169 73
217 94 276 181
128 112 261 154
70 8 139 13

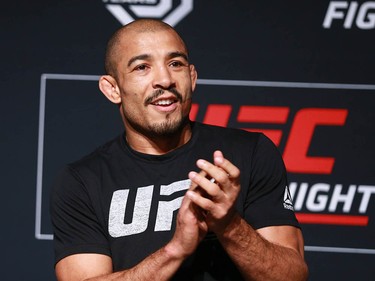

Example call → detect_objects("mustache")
144 88 183 105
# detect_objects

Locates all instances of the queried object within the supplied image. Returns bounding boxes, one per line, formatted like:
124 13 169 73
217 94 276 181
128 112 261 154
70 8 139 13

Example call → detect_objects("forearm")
81 194 204 281
217 214 308 281
85 244 184 281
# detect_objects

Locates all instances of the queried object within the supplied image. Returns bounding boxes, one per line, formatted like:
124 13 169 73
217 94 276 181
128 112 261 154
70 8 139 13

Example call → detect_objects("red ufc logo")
190 104 348 175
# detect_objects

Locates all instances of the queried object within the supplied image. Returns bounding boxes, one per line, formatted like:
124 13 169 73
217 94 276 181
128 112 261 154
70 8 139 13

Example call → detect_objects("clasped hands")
169 150 241 258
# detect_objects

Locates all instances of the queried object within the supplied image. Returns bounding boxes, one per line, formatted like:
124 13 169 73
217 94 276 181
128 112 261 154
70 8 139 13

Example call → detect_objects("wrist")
163 240 189 261
216 212 244 241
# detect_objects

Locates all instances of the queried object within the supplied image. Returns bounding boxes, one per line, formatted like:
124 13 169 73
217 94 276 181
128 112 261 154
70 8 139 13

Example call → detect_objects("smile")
151 98 177 106
150 97 179 113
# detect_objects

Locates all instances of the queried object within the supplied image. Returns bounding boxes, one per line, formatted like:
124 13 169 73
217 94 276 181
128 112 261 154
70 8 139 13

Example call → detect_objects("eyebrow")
127 51 189 67
168 51 189 62
127 54 150 67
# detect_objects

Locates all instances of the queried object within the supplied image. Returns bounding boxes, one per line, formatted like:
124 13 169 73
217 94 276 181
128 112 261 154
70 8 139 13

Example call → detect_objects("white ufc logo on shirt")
108 179 190 237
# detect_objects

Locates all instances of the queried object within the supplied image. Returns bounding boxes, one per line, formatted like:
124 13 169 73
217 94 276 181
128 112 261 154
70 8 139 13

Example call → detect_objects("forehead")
118 29 188 60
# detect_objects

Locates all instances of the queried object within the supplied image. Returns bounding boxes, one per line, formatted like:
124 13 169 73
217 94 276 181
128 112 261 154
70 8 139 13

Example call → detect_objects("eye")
134 64 149 71
169 60 184 68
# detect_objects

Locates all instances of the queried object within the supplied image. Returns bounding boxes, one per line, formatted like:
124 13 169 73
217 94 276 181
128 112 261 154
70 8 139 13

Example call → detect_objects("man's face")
114 29 197 137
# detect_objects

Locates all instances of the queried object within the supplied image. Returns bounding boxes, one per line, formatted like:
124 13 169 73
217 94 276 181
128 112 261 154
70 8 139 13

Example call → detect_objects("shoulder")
52 134 125 199
69 134 124 169
194 122 261 141
193 122 266 150
192 122 282 170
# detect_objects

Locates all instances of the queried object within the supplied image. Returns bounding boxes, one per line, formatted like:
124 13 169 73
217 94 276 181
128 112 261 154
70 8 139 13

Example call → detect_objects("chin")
149 116 189 137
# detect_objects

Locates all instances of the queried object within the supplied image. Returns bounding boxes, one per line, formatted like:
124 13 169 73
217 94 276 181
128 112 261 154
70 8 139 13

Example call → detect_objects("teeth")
154 99 174 105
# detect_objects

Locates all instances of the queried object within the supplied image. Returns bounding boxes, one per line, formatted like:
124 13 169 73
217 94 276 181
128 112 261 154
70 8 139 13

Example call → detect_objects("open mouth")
151 98 177 106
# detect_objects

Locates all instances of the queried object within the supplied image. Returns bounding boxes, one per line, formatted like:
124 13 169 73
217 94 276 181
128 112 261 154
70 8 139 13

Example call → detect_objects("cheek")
120 94 142 116
122 99 142 114
120 87 145 106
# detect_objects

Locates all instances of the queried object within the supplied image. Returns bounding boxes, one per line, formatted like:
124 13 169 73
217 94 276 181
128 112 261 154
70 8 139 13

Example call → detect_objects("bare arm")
56 246 183 281
187 150 308 281
55 191 208 281
218 215 308 281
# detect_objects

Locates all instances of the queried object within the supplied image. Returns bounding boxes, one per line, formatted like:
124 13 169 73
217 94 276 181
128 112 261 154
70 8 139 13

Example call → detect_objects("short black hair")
104 19 187 78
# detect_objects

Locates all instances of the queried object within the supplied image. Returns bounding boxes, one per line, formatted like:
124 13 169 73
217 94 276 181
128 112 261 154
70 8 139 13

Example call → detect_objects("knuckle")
230 168 240 179
216 173 227 183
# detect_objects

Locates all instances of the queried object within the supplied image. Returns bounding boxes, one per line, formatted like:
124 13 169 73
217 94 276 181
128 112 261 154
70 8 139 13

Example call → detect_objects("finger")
189 170 208 191
179 188 207 227
186 189 214 213
188 171 223 199
213 150 241 191
179 188 193 212
189 200 208 222
195 159 231 191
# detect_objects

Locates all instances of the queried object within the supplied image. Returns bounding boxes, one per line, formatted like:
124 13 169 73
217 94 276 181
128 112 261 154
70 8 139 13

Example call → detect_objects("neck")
125 122 192 155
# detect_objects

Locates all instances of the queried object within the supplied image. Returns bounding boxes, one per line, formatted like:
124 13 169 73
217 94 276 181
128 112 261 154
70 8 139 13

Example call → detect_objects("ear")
189 64 198 92
99 75 121 104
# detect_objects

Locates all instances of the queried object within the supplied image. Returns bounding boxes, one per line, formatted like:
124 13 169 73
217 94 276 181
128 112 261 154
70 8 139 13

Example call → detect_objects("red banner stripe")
237 106 289 123
296 213 369 226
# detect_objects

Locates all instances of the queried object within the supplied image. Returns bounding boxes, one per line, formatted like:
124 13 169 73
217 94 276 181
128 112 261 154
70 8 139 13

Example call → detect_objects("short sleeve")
243 134 299 230
50 166 111 265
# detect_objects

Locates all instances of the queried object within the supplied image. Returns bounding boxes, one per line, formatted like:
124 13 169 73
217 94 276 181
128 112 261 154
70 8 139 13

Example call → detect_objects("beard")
123 109 190 139
122 88 192 139
147 113 190 137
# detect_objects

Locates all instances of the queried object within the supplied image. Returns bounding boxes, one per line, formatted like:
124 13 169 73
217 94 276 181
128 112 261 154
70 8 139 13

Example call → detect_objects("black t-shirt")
50 122 299 280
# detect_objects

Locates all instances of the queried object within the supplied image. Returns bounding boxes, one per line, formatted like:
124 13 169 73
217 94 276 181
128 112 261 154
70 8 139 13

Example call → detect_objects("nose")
152 65 175 89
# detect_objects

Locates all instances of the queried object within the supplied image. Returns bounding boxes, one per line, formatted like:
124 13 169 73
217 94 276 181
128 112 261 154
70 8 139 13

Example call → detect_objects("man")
50 19 308 281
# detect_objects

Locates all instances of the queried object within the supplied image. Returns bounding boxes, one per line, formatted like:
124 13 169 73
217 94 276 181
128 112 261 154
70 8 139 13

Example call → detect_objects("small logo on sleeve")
283 185 295 211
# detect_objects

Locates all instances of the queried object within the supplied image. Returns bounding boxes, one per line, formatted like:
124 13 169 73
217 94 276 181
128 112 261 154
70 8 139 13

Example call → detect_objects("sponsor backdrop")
1 0 374 280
